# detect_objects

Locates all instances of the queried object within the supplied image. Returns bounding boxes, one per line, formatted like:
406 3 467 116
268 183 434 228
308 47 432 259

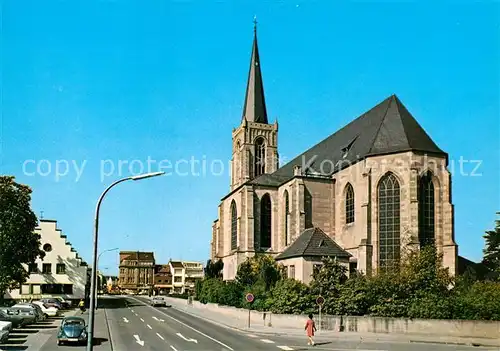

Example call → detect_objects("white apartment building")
168 260 204 294
4 219 88 302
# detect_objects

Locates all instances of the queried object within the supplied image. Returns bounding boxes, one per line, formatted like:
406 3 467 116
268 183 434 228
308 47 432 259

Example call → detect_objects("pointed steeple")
242 17 268 124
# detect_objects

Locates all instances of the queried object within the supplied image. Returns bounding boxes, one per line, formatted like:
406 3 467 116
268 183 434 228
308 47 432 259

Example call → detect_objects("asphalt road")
37 296 496 351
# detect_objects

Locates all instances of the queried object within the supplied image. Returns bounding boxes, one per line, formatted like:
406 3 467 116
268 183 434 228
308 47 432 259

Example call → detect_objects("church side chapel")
210 23 458 284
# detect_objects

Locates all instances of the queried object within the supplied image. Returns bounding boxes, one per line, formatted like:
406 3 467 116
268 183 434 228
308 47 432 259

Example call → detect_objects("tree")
482 212 500 278
267 278 315 314
204 259 223 279
0 176 45 298
309 257 348 314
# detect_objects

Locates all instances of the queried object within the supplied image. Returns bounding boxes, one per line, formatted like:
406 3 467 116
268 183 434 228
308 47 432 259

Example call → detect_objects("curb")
103 306 114 351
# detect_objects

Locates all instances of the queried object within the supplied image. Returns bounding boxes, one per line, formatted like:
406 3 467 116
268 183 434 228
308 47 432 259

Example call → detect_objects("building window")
174 276 182 283
289 265 295 279
56 264 66 274
40 284 73 294
378 172 401 270
254 137 266 177
42 263 52 274
418 171 435 247
43 243 52 252
28 263 38 273
231 200 238 250
284 191 289 246
260 193 272 249
345 183 355 224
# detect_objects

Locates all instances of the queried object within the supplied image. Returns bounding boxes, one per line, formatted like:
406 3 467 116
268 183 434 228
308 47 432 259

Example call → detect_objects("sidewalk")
161 296 500 348
79 308 113 351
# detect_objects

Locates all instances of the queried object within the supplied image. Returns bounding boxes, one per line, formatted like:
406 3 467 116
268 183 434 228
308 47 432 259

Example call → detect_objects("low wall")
166 297 500 339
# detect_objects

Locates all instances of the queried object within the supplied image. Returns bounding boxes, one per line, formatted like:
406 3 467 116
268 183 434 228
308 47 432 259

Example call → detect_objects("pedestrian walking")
305 313 316 346
78 299 85 314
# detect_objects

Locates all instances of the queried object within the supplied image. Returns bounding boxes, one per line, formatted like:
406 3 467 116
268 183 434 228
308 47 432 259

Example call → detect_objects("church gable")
275 227 351 261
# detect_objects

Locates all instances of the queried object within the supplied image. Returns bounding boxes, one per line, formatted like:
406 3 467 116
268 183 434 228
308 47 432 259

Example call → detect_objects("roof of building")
169 261 184 268
154 264 171 274
241 23 268 124
249 94 446 187
120 251 155 262
275 227 351 261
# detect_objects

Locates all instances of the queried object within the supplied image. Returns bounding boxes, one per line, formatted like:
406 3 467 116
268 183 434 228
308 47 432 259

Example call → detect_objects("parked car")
53 297 71 308
0 321 12 332
0 309 27 328
40 298 62 309
57 316 88 346
150 296 168 307
7 306 39 323
0 307 36 325
0 330 9 344
12 303 46 321
31 301 58 317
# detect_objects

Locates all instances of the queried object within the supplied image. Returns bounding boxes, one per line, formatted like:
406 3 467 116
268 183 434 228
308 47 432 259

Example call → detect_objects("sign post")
316 296 325 332
245 293 254 328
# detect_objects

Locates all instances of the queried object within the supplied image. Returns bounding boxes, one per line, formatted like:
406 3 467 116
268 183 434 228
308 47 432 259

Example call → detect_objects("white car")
31 301 58 317
0 321 12 332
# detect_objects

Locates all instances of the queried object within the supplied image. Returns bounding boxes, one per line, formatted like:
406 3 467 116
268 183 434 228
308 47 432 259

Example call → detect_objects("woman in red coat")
305 313 316 346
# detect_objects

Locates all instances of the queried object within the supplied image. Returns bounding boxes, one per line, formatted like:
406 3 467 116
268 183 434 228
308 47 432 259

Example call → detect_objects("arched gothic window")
345 183 355 224
231 201 237 250
418 171 435 247
378 173 401 270
260 193 272 249
254 137 266 177
284 191 289 246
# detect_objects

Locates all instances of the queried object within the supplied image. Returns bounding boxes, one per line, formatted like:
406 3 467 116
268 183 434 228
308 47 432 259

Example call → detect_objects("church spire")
242 17 268 124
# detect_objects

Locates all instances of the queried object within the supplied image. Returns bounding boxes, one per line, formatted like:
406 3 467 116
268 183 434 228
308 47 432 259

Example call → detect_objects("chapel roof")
275 227 351 261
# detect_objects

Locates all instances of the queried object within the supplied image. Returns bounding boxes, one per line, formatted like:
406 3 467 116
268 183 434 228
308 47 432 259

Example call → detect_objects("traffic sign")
316 296 325 305
245 293 255 303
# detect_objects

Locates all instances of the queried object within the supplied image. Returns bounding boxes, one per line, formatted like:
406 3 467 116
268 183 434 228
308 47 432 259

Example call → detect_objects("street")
32 296 495 351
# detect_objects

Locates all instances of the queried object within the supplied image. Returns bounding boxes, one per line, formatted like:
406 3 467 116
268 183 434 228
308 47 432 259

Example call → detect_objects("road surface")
37 295 494 351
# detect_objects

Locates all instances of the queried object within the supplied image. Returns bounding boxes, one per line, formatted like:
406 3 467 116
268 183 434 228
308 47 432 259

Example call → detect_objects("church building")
210 24 458 284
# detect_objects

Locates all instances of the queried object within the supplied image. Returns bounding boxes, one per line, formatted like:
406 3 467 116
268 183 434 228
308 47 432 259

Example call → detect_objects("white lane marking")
147 324 152 329
156 332 164 340
177 332 198 343
131 309 134 313
140 318 145 322
133 335 145 346
170 346 178 351
134 313 138 316
247 334 258 338
261 339 275 343
123 317 129 323
153 316 159 321
277 347 293 351
130 296 234 351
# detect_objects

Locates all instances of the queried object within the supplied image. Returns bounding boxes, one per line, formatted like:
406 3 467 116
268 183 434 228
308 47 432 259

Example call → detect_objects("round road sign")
316 296 325 305
245 293 255 303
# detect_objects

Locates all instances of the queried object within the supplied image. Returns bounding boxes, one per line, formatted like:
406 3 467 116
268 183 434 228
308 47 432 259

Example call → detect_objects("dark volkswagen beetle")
57 316 88 345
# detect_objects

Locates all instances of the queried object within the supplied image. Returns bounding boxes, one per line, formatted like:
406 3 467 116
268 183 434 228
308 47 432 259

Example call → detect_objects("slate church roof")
275 227 351 261
251 94 446 187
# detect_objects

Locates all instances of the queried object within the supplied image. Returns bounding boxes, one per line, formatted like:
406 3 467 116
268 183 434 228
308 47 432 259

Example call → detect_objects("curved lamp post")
87 172 164 351
95 248 118 307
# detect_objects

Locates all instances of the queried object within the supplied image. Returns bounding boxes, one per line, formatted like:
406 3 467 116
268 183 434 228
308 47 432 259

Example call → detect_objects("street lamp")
95 248 118 307
86 172 164 351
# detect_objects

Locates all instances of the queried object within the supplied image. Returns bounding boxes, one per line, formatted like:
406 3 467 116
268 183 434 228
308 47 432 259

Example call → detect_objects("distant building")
168 260 204 294
3 219 88 302
182 261 204 293
153 265 172 295
118 251 155 293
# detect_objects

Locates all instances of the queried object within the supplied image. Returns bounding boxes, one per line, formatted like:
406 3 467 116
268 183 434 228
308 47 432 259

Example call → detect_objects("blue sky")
2 1 499 275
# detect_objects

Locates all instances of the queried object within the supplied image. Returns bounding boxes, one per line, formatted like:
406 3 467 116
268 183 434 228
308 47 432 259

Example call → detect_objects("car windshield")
64 320 84 326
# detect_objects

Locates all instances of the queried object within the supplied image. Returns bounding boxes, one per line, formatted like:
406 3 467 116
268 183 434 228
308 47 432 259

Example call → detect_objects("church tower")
231 20 279 191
